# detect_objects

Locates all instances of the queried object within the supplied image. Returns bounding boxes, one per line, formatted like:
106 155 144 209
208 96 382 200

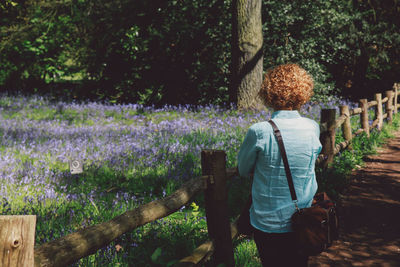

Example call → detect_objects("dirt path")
309 130 400 267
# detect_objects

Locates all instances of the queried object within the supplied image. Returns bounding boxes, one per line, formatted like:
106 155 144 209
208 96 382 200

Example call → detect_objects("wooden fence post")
385 90 394 123
394 84 398 114
320 109 336 168
0 215 36 267
340 105 352 150
374 93 383 131
359 99 370 137
202 150 234 267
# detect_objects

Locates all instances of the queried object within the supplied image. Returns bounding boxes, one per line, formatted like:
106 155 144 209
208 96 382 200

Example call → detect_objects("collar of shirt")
271 110 301 119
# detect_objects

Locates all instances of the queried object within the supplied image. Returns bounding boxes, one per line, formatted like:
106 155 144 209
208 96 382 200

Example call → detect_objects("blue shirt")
238 110 322 233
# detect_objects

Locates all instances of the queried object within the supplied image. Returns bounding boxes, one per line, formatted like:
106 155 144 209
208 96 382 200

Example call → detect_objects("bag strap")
268 120 299 209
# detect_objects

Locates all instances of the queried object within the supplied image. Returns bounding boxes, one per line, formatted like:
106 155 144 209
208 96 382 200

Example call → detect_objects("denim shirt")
238 110 322 233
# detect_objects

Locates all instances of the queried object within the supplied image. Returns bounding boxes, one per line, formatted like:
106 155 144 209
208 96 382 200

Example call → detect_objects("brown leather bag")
269 120 339 256
291 192 338 255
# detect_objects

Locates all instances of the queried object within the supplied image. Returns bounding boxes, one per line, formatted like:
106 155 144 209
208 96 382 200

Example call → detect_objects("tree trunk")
231 0 263 110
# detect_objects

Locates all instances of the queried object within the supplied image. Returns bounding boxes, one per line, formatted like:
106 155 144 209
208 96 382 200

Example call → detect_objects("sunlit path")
309 130 400 266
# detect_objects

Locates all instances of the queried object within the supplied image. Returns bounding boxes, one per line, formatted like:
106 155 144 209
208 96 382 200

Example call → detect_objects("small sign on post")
70 159 83 174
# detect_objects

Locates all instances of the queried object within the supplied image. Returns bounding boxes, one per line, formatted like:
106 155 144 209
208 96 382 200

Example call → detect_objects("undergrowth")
316 113 400 200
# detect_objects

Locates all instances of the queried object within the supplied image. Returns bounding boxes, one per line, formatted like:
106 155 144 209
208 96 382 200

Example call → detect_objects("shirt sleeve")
238 127 259 177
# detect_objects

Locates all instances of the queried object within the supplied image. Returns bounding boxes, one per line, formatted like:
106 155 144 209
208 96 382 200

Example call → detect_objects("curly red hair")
259 64 314 110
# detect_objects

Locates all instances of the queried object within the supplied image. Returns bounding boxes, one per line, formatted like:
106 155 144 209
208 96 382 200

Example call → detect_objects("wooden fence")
2 84 399 267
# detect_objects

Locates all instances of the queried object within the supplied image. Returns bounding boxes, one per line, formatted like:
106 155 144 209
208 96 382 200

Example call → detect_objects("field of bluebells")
0 94 369 266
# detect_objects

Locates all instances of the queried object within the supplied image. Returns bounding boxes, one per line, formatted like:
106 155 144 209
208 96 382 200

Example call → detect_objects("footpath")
309 130 400 266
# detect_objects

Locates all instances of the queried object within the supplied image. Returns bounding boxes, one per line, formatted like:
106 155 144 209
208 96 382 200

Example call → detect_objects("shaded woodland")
1 0 399 105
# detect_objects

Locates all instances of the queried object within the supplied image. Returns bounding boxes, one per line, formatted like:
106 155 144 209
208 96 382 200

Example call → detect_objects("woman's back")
238 110 322 233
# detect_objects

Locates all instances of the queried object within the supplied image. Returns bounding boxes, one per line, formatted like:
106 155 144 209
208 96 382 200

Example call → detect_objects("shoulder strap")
268 120 298 203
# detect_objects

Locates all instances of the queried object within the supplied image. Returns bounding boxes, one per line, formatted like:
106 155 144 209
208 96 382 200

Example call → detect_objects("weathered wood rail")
317 86 399 166
5 84 400 267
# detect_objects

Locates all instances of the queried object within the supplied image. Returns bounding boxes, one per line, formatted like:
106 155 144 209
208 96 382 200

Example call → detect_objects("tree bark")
231 0 263 110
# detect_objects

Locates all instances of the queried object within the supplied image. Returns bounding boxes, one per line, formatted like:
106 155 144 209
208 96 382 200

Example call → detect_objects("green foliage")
1 1 400 104
262 0 400 101
0 0 84 93
234 238 260 266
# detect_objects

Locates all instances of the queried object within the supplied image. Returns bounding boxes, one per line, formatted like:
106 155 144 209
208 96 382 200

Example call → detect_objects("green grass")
234 238 261 266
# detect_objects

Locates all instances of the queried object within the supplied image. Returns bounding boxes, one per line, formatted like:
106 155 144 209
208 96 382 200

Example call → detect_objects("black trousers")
253 228 309 267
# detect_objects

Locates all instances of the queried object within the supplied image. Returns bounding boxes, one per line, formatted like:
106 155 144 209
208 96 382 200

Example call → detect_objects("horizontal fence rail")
34 176 207 266
9 83 397 267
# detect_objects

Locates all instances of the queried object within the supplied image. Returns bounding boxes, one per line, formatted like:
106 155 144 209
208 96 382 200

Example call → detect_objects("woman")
238 63 322 266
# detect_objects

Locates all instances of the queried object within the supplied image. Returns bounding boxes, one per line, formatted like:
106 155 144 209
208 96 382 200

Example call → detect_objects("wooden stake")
374 93 383 131
340 105 352 150
385 90 394 123
320 109 336 168
359 99 370 137
0 215 36 267
393 84 398 114
202 150 234 267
